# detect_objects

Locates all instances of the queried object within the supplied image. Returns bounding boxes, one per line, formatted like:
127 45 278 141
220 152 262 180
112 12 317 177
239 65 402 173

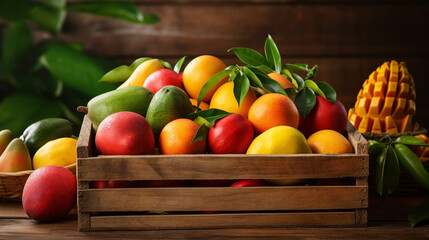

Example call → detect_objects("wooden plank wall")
28 1 429 129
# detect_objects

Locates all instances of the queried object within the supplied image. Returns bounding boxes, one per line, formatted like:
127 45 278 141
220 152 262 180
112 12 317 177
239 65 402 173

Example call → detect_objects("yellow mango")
371 117 382 133
349 111 362 129
386 81 398 97
358 116 373 133
392 98 407 120
363 82 374 99
399 67 410 83
389 60 399 82
368 97 383 119
377 68 389 84
385 116 398 133
118 59 164 88
397 82 409 98
404 99 416 116
379 97 395 119
356 97 371 117
400 114 413 132
373 81 386 99
369 71 377 84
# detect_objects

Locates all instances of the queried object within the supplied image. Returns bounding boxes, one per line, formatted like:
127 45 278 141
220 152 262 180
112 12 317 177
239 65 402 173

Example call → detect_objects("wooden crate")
77 115 368 231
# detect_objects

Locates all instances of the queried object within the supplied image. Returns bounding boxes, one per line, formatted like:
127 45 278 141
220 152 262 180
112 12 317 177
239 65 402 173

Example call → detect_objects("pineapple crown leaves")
196 35 338 119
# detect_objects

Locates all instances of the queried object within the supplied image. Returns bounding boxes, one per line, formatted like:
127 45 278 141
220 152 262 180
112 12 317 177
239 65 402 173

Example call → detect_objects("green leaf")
291 73 305 90
197 69 232 106
295 87 316 119
264 35 281 73
40 42 116 97
233 72 250 107
43 0 66 9
376 145 400 200
29 2 66 35
99 57 152 83
187 109 231 126
305 79 326 98
285 88 297 101
67 2 160 25
317 82 337 103
159 60 172 69
2 21 33 74
284 63 310 72
368 140 387 156
173 56 186 73
395 136 429 147
409 200 429 228
423 161 429 172
191 124 209 144
229 47 272 70
0 0 34 21
252 65 274 74
0 92 63 136
305 65 318 80
281 69 298 89
256 72 287 95
243 66 265 90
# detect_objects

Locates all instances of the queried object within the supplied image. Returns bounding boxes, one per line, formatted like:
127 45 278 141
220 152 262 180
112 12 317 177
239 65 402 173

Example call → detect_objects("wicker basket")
0 163 76 201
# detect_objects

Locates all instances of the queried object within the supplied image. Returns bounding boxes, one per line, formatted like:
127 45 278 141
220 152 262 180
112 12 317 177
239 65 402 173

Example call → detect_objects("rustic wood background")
28 0 429 129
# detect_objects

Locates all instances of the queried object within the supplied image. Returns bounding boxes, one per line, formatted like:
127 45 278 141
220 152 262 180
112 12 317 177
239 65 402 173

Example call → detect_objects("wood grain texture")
90 212 357 230
79 186 367 212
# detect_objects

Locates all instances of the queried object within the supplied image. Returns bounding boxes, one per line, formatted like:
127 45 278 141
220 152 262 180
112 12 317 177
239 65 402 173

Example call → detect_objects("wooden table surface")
1 201 428 240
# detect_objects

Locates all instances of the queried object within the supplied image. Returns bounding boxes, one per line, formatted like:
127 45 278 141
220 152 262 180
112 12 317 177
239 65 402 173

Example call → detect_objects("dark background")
22 0 429 129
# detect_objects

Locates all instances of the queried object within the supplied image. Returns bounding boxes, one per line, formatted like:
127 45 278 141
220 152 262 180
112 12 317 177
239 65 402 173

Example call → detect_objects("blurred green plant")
0 0 159 135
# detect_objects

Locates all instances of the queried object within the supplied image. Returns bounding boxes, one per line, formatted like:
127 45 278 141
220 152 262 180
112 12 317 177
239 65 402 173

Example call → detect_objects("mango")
146 86 195 138
348 60 418 133
0 138 32 172
118 59 164 88
0 129 13 156
87 86 153 130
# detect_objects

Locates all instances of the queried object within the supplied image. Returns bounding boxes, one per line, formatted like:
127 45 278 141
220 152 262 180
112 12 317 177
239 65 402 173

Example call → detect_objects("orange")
248 93 299 134
268 72 295 89
182 55 228 102
307 130 354 154
190 98 209 110
209 81 257 118
159 118 206 154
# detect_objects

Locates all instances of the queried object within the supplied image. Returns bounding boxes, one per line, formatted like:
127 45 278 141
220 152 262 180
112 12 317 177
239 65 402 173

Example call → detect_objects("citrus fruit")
208 113 254 154
190 98 209 110
182 55 228 102
22 165 76 221
159 118 206 154
209 81 257 118
95 111 155 155
307 130 353 154
248 93 299 133
246 126 311 186
32 137 77 169
268 72 295 89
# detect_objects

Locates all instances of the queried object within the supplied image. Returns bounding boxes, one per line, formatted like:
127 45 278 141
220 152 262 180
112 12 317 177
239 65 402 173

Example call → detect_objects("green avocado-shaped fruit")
146 86 194 138
20 118 73 157
87 86 153 130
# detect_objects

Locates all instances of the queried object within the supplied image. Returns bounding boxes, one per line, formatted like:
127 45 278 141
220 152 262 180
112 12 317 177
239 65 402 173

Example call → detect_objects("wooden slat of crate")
90 212 357 231
79 186 367 212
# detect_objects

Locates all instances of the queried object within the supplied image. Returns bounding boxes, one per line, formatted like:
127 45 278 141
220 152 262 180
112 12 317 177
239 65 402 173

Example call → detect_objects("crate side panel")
79 186 367 212
78 154 368 181
89 212 357 230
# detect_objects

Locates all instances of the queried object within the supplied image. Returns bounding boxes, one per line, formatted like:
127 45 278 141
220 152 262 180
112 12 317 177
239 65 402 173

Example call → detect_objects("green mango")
87 86 154 130
146 86 194 138
20 118 73 157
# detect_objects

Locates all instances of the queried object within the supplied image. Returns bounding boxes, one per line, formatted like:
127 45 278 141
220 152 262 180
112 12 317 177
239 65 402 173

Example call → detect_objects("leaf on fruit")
305 65 318 80
99 57 152 83
375 145 400 201
191 124 209 144
294 87 316 119
305 79 326 98
290 72 305 90
409 200 429 228
281 69 298 89
256 72 287 96
159 59 172 69
284 63 310 72
187 109 231 126
285 88 297 101
173 56 186 73
67 1 160 25
394 136 429 147
233 72 250 107
243 66 265 91
317 81 337 103
197 69 233 106
264 34 281 73
228 47 272 71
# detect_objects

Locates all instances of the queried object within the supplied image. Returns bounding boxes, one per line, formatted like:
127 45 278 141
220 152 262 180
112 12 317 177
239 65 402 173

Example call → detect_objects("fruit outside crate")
76 115 368 231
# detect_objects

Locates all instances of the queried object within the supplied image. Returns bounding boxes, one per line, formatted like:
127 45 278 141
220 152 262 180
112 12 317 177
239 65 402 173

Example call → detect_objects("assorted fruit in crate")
348 60 418 133
91 35 353 170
